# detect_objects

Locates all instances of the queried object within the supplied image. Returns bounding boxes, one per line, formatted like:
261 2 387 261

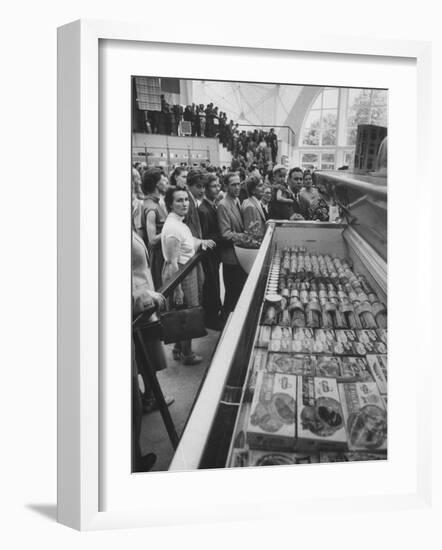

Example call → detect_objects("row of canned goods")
264 249 386 329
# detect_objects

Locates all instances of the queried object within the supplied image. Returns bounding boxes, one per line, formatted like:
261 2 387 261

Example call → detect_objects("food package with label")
315 356 341 378
339 356 373 382
268 338 293 353
246 349 268 395
338 381 387 451
266 353 316 376
247 372 297 450
292 328 315 353
351 341 370 355
373 341 387 354
332 340 354 355
335 329 357 344
314 329 335 354
297 377 347 451
355 329 379 345
376 329 388 346
365 354 388 395
257 325 272 347
319 450 387 463
271 325 292 340
248 449 319 467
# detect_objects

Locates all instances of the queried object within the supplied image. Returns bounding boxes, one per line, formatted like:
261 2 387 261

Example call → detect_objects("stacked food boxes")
228 247 388 468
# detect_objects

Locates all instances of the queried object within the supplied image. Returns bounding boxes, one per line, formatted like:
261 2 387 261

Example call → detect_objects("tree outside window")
347 89 388 145
302 89 338 147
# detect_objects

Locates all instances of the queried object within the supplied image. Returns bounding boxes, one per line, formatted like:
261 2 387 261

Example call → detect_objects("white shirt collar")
169 211 185 222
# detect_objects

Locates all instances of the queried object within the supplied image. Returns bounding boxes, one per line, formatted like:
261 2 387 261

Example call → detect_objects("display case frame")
57 19 432 530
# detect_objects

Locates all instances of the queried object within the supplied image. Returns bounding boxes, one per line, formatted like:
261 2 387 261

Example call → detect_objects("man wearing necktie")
198 173 224 330
260 185 272 220
216 172 248 321
185 169 204 239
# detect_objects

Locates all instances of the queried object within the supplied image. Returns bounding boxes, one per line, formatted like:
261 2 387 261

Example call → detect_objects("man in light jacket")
216 172 248 320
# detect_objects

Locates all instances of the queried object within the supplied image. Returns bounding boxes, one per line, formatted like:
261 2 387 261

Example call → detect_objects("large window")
302 88 339 146
346 89 388 145
301 152 335 171
299 87 388 171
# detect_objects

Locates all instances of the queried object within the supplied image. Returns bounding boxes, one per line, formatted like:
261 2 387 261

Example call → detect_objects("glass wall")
299 87 388 170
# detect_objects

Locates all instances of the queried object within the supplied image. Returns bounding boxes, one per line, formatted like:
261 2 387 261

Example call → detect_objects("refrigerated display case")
169 173 387 471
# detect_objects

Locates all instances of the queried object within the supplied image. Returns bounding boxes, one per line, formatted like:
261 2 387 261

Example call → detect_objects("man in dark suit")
287 167 305 219
181 169 206 321
216 172 248 321
198 173 224 330
185 169 204 239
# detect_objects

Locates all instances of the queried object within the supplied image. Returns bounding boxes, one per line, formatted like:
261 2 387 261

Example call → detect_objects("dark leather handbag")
160 306 207 344
133 306 164 343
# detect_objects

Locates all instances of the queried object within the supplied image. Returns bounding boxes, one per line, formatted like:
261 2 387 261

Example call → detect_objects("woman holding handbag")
161 186 216 365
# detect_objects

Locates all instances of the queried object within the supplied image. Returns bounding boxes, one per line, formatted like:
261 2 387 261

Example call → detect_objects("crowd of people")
144 96 279 175
131 162 335 471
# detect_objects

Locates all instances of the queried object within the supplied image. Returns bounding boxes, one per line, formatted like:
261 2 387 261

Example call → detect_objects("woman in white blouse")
162 186 216 365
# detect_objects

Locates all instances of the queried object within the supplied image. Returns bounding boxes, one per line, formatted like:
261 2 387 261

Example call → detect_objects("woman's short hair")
204 173 218 191
141 167 162 195
164 185 188 212
246 175 262 197
170 166 187 187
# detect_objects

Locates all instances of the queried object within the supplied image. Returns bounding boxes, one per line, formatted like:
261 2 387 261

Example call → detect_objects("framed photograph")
58 19 432 530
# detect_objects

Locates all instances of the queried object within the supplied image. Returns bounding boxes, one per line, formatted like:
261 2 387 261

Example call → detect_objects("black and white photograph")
131 76 388 473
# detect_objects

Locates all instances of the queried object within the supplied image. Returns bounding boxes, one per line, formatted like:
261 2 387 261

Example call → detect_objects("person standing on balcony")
267 128 278 164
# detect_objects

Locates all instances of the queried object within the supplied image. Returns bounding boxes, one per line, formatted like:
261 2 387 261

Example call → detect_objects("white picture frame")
57 19 432 531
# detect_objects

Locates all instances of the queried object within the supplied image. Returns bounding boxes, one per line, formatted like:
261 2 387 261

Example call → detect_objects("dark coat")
198 198 222 322
185 192 202 239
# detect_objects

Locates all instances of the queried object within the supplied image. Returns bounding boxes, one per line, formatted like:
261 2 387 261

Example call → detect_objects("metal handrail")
315 170 387 199
236 123 296 140
132 250 206 329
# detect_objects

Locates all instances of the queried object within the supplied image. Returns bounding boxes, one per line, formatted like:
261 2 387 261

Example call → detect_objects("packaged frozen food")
248 450 320 466
247 372 297 450
376 329 388 345
297 377 347 451
366 354 388 395
339 356 372 382
332 341 354 356
319 450 387 463
315 356 341 378
268 338 292 353
266 353 316 376
339 381 387 451
257 325 272 347
355 329 379 344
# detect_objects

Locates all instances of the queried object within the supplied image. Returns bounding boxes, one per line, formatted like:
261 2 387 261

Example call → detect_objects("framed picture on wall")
58 19 432 530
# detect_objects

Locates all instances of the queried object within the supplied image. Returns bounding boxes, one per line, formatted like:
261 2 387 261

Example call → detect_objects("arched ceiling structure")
188 80 305 131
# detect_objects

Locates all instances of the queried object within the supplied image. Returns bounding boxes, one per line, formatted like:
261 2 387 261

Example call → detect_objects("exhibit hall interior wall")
132 79 388 172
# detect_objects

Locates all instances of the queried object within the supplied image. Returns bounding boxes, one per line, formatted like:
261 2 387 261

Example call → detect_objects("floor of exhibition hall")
139 329 221 471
